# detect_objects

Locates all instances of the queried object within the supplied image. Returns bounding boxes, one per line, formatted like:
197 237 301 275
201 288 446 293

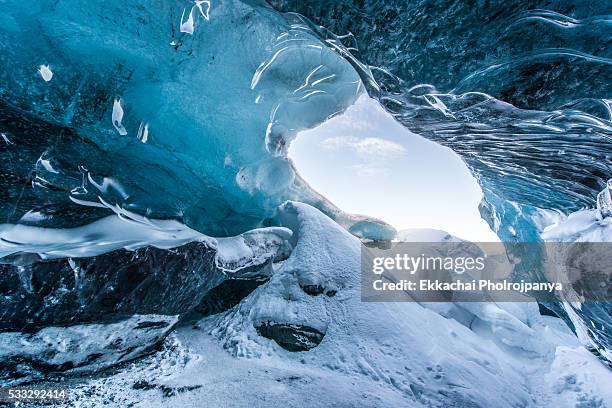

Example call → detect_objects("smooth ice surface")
290 95 500 242
38 65 53 82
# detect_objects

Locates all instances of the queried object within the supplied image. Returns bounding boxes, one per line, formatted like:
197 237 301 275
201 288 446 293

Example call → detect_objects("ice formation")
0 0 611 405
270 0 612 239
0 0 393 239
0 214 290 382
36 203 612 406
270 0 612 364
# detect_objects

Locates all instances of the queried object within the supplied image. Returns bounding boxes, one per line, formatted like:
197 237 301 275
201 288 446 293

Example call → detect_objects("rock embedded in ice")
0 222 291 329
196 279 265 316
255 323 325 352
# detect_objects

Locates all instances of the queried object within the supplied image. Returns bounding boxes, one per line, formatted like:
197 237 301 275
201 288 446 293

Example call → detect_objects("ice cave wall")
270 0 612 242
0 0 393 239
269 0 612 362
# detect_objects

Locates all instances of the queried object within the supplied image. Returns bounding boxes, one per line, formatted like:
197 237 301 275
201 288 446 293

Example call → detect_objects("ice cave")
0 0 611 406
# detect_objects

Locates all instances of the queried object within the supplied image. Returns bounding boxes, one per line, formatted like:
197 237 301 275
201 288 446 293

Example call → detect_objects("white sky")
289 95 500 242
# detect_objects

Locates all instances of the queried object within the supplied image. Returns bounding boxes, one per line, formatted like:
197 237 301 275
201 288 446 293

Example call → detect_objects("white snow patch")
542 209 612 242
544 346 612 407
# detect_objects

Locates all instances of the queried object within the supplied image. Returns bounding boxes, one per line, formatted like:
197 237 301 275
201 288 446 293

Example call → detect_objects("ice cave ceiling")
1 0 610 242
271 0 612 241
0 0 395 240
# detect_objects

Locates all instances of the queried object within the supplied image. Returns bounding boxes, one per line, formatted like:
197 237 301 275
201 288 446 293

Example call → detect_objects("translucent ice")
0 0 393 239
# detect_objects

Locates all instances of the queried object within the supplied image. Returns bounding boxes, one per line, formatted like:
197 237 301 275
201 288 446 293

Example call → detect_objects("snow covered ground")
42 202 610 407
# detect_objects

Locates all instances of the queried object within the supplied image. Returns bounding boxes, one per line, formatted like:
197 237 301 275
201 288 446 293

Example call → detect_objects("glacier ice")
0 212 289 382
0 0 397 377
0 0 398 383
270 0 612 240
270 0 612 364
0 0 611 402
0 0 393 239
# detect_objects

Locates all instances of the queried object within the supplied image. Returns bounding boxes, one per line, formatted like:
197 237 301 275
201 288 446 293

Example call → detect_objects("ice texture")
270 0 612 364
0 0 396 382
269 0 612 241
0 314 178 386
0 214 289 381
0 0 394 240
1 0 611 396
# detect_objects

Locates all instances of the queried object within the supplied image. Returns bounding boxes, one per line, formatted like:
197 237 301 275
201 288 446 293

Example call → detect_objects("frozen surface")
0 314 178 386
271 0 612 239
541 207 612 363
0 214 290 382
45 203 611 407
0 0 611 400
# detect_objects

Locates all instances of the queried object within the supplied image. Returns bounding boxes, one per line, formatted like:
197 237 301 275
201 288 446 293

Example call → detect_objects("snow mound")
30 203 611 407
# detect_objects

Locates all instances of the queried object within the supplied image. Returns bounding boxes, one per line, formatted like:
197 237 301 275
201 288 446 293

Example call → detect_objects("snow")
539 207 612 362
542 209 612 242
544 346 612 407
216 227 292 275
47 202 611 407
0 215 208 259
0 209 291 278
0 315 178 385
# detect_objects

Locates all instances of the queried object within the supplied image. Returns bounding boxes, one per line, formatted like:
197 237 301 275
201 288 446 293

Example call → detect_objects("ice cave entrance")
289 95 500 242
